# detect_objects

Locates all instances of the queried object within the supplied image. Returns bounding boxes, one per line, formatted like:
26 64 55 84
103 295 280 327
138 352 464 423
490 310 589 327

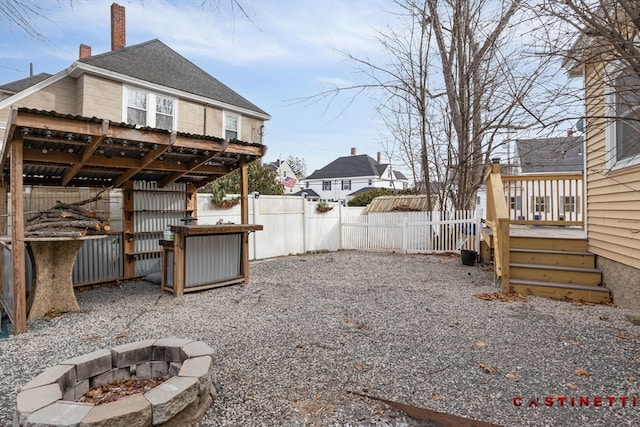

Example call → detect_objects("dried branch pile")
25 195 111 238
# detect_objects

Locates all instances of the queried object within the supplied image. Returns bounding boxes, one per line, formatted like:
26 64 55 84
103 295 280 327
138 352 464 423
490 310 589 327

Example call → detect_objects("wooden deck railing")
484 160 511 293
501 173 584 227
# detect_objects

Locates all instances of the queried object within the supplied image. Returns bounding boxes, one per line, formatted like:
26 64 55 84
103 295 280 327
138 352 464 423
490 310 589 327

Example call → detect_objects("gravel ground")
1 251 640 426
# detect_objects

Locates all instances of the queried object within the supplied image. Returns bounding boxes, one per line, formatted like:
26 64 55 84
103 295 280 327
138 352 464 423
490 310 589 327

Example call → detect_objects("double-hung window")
322 181 331 191
224 112 240 140
125 87 175 130
341 180 351 191
606 65 640 170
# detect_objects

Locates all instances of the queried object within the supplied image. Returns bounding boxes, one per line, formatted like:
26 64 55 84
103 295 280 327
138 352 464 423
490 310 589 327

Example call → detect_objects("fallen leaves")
474 292 528 302
575 368 591 377
505 373 517 380
431 393 443 400
475 340 487 347
479 363 497 373
78 377 165 405
614 333 629 340
628 376 638 382
115 333 127 339
566 383 578 390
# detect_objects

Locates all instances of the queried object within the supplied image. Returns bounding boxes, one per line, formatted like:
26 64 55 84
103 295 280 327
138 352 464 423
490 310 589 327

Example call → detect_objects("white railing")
341 210 481 254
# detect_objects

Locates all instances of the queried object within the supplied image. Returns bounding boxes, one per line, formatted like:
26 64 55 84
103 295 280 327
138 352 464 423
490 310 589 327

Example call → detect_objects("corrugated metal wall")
185 234 241 287
132 181 187 276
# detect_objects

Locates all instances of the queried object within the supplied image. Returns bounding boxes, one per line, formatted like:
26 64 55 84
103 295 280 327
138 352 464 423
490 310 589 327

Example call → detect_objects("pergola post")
10 134 26 334
240 160 250 283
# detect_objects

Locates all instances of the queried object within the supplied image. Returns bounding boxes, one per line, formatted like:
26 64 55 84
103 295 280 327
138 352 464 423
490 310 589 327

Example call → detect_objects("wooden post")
186 183 197 219
173 233 185 297
497 217 510 294
239 160 250 284
11 134 26 333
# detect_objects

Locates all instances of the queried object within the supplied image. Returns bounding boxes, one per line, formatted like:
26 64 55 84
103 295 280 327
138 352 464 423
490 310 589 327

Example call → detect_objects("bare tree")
537 0 640 167
324 0 574 211
286 156 307 178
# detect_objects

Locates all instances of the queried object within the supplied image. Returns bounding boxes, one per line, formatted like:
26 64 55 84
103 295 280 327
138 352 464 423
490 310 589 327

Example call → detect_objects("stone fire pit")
14 338 216 426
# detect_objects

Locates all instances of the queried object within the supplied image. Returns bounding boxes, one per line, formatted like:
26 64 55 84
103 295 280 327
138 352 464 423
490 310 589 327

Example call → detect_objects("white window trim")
223 111 242 140
123 86 177 130
604 62 640 172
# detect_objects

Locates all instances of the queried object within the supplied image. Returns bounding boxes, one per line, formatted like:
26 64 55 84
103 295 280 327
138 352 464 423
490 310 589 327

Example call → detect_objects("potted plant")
316 200 333 212
211 182 240 208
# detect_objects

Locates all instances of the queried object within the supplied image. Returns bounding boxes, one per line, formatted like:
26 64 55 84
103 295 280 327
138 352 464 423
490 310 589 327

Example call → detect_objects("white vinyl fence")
341 210 481 254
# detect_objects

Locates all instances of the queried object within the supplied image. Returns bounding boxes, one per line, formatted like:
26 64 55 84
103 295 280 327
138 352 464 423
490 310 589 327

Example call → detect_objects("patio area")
1 251 639 426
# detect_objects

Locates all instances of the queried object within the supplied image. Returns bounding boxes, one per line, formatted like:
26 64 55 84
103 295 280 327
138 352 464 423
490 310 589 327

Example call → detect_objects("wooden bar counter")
160 224 263 296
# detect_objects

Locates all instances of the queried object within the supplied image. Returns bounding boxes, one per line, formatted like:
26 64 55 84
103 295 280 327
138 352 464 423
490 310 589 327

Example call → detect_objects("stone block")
168 362 182 377
21 364 76 393
112 367 132 383
25 401 93 427
16 383 62 425
62 379 90 402
78 394 151 427
152 338 193 362
180 341 214 360
179 356 213 396
61 349 112 381
136 361 169 379
110 339 155 368
89 370 113 389
144 376 198 424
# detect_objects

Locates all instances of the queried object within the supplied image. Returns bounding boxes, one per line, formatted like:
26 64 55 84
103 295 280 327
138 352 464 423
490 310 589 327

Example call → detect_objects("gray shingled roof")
0 73 52 94
515 137 583 173
79 39 267 116
306 154 407 180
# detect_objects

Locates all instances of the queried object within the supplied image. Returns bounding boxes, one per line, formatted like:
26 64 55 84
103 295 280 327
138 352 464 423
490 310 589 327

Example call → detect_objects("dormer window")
125 87 175 130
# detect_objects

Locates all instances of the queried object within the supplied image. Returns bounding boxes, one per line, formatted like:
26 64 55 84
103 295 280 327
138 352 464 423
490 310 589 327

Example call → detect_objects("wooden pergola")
0 107 267 333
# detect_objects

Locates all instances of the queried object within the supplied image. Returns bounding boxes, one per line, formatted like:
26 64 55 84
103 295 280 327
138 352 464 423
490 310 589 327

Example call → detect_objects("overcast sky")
0 0 402 177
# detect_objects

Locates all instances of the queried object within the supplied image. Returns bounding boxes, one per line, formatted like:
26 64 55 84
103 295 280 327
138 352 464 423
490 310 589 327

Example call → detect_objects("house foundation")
597 257 640 309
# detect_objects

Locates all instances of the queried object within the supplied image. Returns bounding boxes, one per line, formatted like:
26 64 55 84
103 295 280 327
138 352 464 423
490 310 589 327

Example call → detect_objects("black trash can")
461 249 477 266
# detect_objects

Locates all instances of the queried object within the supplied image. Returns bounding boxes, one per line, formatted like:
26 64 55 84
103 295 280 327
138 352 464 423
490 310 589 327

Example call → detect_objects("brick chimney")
111 3 126 51
350 147 356 155
79 44 92 59
377 152 382 163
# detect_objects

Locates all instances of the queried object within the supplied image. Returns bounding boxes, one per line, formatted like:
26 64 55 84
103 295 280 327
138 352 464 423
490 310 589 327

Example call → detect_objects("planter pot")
213 199 240 208
461 249 477 266
316 206 333 213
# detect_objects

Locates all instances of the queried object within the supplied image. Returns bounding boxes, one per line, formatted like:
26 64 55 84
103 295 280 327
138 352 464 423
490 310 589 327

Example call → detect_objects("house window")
341 180 351 190
508 196 522 210
224 112 240 140
125 87 175 130
532 196 549 213
305 182 309 188
560 196 580 214
606 65 640 170
322 181 331 191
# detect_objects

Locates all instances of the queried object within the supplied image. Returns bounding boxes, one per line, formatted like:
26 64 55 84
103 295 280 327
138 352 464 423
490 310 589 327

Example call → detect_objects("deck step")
510 249 596 268
510 236 588 252
511 279 611 304
510 262 602 286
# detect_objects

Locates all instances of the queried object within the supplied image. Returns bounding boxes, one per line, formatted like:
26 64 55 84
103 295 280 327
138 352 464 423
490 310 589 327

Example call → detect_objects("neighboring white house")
301 148 409 202
264 159 299 193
